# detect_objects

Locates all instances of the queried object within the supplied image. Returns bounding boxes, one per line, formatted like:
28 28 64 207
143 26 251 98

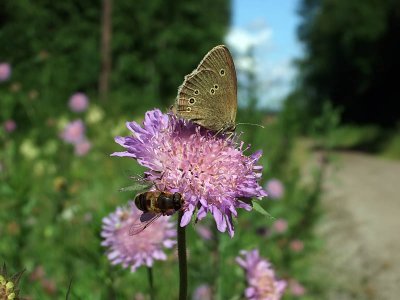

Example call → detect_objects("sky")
225 0 302 109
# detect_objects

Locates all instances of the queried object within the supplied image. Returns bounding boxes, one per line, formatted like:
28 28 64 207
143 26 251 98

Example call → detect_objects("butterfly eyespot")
189 98 195 104
214 84 219 89
186 107 192 112
210 88 215 94
220 69 225 76
194 90 199 95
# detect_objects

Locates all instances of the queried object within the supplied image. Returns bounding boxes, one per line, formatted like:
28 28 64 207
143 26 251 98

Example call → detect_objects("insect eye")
189 98 195 104
194 90 199 95
186 107 192 112
214 84 219 89
210 88 215 94
220 69 225 76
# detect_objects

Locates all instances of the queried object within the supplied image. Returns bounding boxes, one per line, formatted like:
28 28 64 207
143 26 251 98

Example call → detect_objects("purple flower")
60 120 85 144
68 92 89 113
101 202 176 272
0 63 11 82
74 139 91 156
236 249 286 300
112 109 266 237
265 179 284 200
192 284 212 300
3 120 16 133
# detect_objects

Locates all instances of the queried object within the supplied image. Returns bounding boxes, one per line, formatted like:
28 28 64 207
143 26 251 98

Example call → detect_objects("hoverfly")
129 190 184 235
119 176 184 235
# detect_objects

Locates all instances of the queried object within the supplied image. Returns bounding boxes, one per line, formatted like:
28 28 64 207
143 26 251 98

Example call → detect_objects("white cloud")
224 20 297 110
258 60 297 109
268 60 296 81
225 27 273 54
235 56 256 72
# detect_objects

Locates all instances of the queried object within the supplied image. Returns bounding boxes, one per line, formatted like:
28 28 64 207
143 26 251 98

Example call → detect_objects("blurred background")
1 0 399 299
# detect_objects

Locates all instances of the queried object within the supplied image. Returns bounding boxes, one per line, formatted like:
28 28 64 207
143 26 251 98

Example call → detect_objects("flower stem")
177 210 188 300
147 267 155 300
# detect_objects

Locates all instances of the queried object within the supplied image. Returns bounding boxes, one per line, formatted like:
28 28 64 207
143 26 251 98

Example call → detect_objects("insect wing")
140 212 157 222
175 45 237 132
129 213 161 235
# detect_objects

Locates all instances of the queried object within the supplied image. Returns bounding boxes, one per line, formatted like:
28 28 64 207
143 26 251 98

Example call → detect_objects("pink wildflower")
289 240 304 252
101 202 176 272
0 63 11 82
273 219 288 234
265 179 284 200
74 139 91 156
236 249 286 300
60 120 85 144
289 279 306 296
193 284 212 300
112 109 266 237
3 120 16 133
68 92 89 113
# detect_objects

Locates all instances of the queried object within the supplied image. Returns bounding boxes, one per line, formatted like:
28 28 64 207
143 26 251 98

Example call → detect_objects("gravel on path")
315 151 400 300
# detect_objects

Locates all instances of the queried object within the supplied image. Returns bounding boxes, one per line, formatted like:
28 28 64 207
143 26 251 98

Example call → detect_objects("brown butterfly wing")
175 45 237 132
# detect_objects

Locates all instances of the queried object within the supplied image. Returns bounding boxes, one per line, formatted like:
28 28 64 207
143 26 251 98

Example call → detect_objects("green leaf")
252 201 274 219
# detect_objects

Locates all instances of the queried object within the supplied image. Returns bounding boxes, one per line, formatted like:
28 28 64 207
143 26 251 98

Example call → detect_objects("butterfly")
173 45 237 133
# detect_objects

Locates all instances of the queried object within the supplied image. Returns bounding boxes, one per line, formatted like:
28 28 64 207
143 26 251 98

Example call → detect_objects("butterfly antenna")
236 122 265 129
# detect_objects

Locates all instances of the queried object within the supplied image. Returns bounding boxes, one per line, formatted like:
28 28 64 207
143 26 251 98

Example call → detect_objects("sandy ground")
313 151 400 300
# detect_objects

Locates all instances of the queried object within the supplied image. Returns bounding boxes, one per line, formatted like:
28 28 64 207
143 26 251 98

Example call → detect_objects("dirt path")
314 151 400 300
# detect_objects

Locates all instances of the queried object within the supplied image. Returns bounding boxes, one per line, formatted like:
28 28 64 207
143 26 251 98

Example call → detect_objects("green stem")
147 267 155 300
177 210 188 300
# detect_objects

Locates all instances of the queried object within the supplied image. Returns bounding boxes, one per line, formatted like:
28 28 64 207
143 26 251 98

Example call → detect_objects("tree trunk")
99 0 112 102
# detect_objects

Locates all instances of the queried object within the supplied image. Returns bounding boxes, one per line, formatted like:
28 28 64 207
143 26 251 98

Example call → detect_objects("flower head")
101 202 176 272
0 63 11 82
86 105 104 124
0 263 24 300
19 139 39 160
289 240 304 253
264 179 284 200
273 218 288 234
68 92 89 112
193 284 212 300
74 139 91 156
236 249 286 300
288 279 306 296
60 119 85 144
3 120 16 133
112 109 266 237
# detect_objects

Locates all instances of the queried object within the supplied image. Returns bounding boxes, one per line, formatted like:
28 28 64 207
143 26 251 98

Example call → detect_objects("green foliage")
251 201 273 219
380 127 400 159
0 0 230 121
296 0 400 126
309 101 342 149
111 0 231 110
305 101 400 156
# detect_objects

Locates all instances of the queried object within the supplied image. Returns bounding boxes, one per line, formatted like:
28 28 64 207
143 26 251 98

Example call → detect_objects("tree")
0 0 231 116
296 0 400 127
